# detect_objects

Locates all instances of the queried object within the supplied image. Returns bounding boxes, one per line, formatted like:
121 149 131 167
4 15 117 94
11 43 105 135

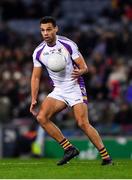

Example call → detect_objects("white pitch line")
0 162 47 165
0 161 129 166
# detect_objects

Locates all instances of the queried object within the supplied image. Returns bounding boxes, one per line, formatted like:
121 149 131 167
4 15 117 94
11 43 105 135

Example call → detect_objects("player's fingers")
32 111 38 117
30 104 34 112
73 69 79 72
30 108 37 116
71 73 79 79
72 71 79 76
30 104 37 116
72 69 79 73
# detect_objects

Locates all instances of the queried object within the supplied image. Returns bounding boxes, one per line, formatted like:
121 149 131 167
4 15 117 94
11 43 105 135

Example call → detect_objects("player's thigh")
72 103 89 123
38 97 67 119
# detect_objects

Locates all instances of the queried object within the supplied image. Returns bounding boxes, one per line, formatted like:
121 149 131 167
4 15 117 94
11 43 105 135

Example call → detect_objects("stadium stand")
0 0 132 141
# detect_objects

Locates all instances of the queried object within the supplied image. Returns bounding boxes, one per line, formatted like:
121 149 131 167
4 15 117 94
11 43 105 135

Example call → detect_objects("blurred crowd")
0 0 132 136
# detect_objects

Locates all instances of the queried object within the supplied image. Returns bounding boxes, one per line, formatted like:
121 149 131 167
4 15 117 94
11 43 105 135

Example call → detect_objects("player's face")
40 23 58 45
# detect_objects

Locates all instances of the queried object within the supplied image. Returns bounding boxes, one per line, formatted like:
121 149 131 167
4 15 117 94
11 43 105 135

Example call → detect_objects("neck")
47 36 56 47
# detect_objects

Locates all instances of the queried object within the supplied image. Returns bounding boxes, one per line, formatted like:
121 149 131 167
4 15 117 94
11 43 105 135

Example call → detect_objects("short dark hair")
40 16 56 27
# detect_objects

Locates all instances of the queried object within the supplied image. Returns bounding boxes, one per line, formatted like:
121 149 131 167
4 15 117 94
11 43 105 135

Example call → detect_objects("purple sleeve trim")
58 40 72 55
36 45 45 61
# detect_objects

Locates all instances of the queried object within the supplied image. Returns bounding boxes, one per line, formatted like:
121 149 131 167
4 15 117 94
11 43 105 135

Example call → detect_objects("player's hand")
30 100 38 117
71 67 83 79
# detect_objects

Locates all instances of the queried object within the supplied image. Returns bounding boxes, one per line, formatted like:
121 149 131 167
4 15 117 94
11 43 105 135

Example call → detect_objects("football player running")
30 16 113 166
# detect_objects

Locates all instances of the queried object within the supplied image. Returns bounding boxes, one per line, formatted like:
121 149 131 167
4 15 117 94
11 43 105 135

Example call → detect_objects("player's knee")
36 114 47 125
77 121 86 129
77 117 90 129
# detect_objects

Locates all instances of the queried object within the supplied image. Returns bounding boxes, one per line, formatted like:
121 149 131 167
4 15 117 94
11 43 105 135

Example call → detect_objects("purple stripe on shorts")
71 60 88 104
78 76 85 87
58 40 72 55
78 77 88 104
83 99 88 104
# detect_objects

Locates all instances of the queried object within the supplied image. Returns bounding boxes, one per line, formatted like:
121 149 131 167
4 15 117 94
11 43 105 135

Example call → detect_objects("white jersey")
32 35 84 89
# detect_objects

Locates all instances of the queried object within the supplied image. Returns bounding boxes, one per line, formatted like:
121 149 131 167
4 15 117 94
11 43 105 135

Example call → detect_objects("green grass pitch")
0 158 131 179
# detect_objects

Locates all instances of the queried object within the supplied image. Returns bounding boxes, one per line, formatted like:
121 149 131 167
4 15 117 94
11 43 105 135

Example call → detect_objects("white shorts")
47 84 88 107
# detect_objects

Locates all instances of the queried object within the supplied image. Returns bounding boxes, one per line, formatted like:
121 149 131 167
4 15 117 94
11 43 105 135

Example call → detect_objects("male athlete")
30 16 113 165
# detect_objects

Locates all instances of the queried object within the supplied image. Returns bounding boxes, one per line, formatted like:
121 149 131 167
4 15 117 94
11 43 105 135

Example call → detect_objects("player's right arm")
30 67 42 116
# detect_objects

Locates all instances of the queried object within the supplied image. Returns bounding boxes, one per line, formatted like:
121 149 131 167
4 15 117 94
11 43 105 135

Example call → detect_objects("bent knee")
36 114 47 125
77 118 90 129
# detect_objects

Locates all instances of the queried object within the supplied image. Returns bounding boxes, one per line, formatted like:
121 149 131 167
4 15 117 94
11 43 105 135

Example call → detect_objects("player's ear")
55 26 58 33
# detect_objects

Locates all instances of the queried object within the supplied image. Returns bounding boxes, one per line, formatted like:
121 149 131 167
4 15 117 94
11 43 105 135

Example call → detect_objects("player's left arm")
71 54 88 79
